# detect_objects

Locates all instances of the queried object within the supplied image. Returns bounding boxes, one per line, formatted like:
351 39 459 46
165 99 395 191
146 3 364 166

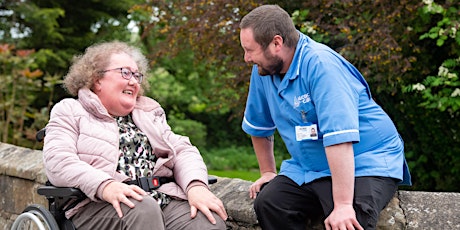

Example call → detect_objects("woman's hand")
187 186 228 224
102 181 147 218
249 172 276 199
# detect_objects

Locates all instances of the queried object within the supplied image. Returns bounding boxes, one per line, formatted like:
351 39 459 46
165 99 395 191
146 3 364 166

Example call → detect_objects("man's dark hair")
240 5 299 49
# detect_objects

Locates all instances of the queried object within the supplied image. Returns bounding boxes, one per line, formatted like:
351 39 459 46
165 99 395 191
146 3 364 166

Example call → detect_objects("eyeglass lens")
120 68 143 83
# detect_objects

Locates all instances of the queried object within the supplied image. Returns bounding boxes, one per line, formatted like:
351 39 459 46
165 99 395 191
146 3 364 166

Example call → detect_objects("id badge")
295 123 318 141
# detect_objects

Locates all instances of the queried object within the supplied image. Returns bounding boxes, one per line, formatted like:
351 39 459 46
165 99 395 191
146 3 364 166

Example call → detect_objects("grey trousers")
71 195 226 230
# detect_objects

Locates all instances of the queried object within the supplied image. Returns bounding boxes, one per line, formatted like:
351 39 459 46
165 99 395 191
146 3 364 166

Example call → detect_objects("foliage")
135 0 259 115
0 0 145 147
145 54 212 114
292 0 422 95
409 58 460 112
400 0 460 191
167 111 208 149
291 9 332 45
144 54 238 149
405 0 460 114
1 0 143 85
0 44 60 148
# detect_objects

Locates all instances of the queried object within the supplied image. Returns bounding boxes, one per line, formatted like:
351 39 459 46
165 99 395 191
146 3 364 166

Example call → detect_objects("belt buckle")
137 177 150 192
148 176 161 190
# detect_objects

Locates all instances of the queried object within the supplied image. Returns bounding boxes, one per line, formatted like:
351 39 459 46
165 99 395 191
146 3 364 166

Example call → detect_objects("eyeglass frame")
99 67 144 84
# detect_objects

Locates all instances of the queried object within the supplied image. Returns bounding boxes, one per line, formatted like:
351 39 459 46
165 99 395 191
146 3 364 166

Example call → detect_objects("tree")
0 0 141 147
134 0 259 114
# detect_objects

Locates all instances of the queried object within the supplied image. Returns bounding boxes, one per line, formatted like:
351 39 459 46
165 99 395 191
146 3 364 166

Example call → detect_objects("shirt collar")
287 32 310 80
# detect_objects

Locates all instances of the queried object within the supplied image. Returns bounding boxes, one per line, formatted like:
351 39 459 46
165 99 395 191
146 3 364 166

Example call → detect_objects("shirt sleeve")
242 66 277 137
305 50 362 147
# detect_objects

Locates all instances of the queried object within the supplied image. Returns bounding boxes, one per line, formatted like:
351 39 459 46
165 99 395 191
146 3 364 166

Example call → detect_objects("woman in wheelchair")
42 41 227 229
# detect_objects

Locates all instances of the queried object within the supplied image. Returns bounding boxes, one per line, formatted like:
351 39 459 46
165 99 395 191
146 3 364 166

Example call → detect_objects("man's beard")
258 49 284 76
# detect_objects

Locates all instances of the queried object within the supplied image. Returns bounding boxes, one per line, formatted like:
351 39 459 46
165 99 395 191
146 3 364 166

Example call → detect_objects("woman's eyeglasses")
99 67 143 84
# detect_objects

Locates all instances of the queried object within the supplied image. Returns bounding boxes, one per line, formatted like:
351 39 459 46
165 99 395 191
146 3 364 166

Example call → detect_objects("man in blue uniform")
239 5 411 230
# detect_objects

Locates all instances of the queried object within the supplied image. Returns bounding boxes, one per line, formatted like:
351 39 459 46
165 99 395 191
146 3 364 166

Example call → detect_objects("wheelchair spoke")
11 212 47 230
11 204 59 230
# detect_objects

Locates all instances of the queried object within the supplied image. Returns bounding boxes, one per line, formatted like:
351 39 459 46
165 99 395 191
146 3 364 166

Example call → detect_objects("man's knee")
253 186 275 214
353 177 398 229
353 198 379 230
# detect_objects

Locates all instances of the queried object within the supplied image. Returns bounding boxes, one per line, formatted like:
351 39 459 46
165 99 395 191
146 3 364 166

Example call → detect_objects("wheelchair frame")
11 128 217 230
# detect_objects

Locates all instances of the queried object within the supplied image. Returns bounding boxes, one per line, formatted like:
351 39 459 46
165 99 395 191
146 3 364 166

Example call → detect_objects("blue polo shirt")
242 32 411 186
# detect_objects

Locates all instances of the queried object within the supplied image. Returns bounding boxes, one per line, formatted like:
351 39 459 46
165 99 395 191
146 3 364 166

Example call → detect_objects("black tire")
11 204 59 230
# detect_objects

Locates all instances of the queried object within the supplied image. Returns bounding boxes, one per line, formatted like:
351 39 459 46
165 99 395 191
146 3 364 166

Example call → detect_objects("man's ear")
273 35 284 48
272 35 284 50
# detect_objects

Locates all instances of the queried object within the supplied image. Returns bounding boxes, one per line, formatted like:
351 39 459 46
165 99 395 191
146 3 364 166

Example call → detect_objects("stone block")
0 143 46 183
399 190 460 230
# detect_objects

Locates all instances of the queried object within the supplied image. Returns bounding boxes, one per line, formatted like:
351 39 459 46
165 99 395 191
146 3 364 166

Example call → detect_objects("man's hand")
249 172 276 199
324 204 363 230
102 181 147 218
187 186 228 224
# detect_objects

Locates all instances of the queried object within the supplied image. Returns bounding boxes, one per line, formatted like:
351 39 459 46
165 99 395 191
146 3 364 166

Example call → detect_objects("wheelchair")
11 128 218 230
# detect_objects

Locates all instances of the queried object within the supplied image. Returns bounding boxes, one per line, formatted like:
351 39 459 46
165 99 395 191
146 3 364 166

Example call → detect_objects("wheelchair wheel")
11 204 59 230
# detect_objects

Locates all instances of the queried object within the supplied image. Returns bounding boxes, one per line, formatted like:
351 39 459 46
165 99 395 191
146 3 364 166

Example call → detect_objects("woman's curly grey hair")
63 41 150 96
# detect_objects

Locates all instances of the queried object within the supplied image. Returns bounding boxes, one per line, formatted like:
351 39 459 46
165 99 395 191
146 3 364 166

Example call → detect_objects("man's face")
240 28 283 76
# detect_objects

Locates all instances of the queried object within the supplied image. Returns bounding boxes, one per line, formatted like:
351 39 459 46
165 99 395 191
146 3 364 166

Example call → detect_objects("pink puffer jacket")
43 88 209 217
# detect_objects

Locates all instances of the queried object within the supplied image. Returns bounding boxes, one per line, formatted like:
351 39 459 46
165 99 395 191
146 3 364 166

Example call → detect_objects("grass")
201 145 283 183
208 170 260 182
201 146 260 183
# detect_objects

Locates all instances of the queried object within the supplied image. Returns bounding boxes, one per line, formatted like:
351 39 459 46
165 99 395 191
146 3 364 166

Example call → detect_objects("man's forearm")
251 136 277 174
325 142 355 206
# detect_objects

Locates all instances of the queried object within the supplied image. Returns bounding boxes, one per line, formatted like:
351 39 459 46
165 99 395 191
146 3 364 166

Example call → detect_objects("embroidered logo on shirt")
294 93 311 108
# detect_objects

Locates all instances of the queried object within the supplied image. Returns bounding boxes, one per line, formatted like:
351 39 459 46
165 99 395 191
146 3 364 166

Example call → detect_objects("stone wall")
1 142 459 229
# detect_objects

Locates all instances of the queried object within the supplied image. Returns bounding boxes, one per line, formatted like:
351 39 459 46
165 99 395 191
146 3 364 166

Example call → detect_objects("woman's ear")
93 79 102 92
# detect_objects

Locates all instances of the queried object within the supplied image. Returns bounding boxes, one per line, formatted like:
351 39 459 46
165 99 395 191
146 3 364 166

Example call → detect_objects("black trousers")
254 175 397 230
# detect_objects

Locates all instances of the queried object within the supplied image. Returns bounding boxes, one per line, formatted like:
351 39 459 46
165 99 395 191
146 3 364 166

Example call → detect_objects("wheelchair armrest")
36 128 46 142
37 186 86 199
208 175 217 184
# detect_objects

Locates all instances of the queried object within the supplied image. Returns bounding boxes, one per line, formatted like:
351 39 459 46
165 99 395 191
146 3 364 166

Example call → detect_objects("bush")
168 113 207 149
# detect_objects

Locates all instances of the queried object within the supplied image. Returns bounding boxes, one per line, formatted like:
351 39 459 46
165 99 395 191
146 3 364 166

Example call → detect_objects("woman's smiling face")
94 52 140 117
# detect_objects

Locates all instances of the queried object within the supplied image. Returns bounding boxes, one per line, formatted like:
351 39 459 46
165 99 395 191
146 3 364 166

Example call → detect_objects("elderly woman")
43 41 227 229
